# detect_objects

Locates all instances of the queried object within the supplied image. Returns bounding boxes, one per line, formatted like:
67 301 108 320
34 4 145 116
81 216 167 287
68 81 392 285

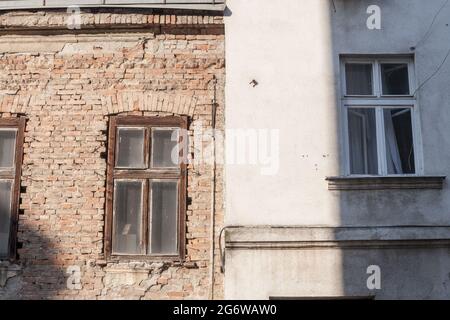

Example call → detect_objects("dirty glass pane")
381 63 410 95
348 108 378 175
0 130 16 169
151 129 179 168
384 109 415 174
345 63 373 95
113 180 144 255
0 180 12 257
116 128 146 168
150 181 178 255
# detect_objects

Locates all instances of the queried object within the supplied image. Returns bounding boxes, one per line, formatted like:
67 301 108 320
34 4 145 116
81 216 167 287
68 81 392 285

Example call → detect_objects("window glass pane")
113 180 144 255
0 180 12 257
381 63 410 95
348 108 378 175
0 130 16 169
345 63 373 95
150 181 178 255
151 129 179 168
384 109 415 174
116 128 146 168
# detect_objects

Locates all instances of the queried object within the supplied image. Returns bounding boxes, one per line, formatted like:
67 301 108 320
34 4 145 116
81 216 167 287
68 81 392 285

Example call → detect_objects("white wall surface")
224 0 450 299
225 0 340 226
225 0 450 227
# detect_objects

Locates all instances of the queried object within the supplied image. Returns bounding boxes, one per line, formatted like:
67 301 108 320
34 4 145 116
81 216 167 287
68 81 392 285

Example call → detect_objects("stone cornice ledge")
326 176 446 191
0 10 224 35
225 226 450 250
0 2 226 12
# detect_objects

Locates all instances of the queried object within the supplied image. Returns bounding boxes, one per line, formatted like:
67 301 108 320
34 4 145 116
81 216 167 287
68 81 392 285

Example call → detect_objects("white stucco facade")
224 0 450 299
225 0 340 227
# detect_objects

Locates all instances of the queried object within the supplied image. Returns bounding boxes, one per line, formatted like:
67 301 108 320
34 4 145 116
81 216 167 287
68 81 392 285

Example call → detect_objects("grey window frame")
340 56 424 177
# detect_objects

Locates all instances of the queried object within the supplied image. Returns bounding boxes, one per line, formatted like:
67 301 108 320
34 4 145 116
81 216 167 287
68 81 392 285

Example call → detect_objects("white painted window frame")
340 56 424 177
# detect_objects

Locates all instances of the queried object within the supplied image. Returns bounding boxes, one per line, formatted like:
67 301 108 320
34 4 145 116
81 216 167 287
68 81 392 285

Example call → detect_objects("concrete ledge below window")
225 226 450 250
326 176 446 191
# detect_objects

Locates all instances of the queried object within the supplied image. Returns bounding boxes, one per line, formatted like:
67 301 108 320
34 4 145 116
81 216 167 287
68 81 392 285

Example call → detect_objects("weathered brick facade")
0 9 225 299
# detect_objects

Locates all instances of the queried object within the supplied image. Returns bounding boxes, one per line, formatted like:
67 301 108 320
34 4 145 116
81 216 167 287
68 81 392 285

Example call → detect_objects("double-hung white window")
341 56 422 176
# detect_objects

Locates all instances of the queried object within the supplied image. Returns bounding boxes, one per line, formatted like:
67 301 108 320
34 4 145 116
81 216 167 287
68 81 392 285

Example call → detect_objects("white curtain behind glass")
384 110 403 174
348 109 378 175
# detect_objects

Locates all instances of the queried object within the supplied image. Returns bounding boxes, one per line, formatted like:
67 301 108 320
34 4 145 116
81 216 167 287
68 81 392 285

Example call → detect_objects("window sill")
102 256 196 269
326 176 446 191
107 254 185 264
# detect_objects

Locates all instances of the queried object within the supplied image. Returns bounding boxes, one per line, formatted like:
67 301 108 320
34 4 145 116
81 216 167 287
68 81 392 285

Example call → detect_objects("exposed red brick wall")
0 9 225 300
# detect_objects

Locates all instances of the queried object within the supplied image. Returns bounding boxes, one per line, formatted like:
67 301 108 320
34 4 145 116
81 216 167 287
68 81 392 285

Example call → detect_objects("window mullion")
373 60 381 97
113 170 181 180
376 107 388 175
0 173 15 179
408 61 416 96
343 105 351 176
148 179 153 255
146 126 151 169
144 127 151 255
143 179 149 255
411 102 422 174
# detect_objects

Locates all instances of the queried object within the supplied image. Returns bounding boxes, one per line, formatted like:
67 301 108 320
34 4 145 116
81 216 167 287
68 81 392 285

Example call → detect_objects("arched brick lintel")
0 93 31 114
101 91 199 117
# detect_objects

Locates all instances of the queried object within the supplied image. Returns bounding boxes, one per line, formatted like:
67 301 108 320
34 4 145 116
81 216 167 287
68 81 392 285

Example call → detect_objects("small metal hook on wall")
249 79 259 87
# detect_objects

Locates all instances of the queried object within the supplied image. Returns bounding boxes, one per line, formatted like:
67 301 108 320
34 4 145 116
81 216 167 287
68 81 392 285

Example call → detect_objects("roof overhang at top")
0 0 226 11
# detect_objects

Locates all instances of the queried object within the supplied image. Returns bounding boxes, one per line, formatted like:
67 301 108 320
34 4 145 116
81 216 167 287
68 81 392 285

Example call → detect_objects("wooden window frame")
0 117 25 261
339 56 424 177
105 115 188 262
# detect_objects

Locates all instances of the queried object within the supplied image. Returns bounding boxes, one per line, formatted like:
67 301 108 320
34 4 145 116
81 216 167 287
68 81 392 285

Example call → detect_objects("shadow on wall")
0 224 75 300
331 0 450 299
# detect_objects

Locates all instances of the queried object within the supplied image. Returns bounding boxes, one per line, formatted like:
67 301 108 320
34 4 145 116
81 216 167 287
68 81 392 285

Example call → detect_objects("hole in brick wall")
19 209 24 216
20 186 26 194
17 242 23 249
187 197 192 206
100 152 107 160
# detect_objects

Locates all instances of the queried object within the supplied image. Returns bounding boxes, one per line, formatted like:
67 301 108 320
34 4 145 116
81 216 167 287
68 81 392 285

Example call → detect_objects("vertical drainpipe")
209 75 218 300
